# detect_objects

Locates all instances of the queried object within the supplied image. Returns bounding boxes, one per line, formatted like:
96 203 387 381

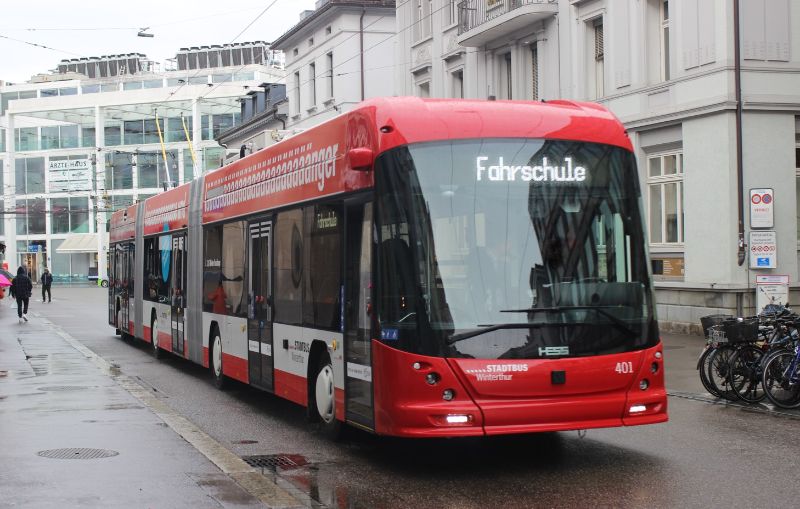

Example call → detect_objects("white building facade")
1 49 283 284
271 0 397 131
394 0 800 332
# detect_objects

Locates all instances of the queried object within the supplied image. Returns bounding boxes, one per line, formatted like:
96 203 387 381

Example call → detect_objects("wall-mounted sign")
651 257 684 278
755 274 790 312
749 188 774 228
48 159 92 192
749 230 777 269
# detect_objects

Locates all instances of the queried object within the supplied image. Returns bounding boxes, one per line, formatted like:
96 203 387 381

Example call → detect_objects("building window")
15 157 45 195
497 52 512 100
327 52 334 99
451 68 464 98
417 81 430 98
446 0 458 26
589 17 604 99
413 0 433 41
309 62 317 107
647 151 683 244
531 45 539 101
293 72 301 115
661 1 670 81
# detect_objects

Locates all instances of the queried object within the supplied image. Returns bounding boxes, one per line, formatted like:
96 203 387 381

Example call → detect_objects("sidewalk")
0 301 299 508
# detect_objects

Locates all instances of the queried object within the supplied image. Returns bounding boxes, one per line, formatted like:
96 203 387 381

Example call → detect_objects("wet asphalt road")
30 287 800 508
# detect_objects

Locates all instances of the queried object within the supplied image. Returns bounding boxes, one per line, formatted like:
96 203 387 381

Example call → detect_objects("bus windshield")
375 138 658 359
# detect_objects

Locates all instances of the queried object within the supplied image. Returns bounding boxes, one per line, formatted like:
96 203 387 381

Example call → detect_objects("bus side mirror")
348 147 374 172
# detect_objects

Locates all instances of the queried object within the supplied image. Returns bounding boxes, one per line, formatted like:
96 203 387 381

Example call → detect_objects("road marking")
38 313 304 509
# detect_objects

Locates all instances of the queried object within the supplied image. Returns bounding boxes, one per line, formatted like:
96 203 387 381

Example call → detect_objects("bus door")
247 219 274 391
119 244 131 333
344 202 374 429
108 245 116 326
170 234 186 355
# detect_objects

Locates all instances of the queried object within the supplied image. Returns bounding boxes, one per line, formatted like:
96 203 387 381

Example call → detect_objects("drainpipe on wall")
360 8 366 101
734 0 746 266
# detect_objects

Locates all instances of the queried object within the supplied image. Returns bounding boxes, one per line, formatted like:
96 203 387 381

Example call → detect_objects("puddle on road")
244 454 402 508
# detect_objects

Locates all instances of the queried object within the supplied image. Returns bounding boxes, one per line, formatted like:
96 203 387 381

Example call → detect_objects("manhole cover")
37 448 119 460
242 454 307 471
38 386 91 392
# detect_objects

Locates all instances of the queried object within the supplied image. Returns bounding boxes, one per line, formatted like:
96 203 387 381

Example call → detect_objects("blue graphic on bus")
160 233 172 282
381 328 399 341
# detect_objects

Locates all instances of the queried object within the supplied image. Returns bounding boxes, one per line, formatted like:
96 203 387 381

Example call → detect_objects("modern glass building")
1 43 284 284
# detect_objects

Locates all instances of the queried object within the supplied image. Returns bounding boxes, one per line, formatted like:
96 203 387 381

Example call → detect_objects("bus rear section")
369 134 667 437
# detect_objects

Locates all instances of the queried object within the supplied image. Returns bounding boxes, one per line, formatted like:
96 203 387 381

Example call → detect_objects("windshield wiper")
446 323 546 345
499 305 638 338
446 306 641 345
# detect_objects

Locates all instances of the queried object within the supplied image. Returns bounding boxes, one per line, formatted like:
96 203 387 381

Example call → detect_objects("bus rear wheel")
311 352 341 439
211 329 226 390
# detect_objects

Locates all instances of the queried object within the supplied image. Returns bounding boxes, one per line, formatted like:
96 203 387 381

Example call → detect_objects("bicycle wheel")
761 351 800 409
728 345 766 403
698 346 723 398
707 345 738 401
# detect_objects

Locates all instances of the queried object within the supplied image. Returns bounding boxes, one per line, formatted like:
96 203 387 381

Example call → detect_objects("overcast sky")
0 0 317 83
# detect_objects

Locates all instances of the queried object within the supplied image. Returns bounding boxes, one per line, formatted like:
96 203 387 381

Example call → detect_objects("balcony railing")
457 0 558 36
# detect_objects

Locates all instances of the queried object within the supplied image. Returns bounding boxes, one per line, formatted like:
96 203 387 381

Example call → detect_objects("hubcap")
152 320 158 350
213 335 222 377
315 364 335 423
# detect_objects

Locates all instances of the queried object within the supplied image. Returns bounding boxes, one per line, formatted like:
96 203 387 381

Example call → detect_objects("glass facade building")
1 58 283 283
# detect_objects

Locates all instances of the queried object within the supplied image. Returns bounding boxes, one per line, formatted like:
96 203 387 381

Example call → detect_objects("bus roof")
360 97 633 153
127 97 632 228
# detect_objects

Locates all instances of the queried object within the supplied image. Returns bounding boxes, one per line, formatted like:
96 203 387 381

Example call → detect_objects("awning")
56 234 99 253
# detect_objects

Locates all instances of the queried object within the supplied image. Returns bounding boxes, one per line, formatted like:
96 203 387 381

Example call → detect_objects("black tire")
310 352 342 440
762 351 800 409
101 280 109 288
151 316 162 359
698 346 722 397
728 345 766 403
707 345 737 401
210 327 226 390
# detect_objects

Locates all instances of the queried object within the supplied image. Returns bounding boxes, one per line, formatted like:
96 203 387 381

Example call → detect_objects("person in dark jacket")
11 266 33 323
40 268 53 303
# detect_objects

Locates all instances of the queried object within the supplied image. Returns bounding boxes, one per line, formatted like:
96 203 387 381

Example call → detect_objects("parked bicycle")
697 306 799 406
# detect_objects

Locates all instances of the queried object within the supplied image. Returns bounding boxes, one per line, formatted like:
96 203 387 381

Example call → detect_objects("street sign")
749 188 774 228
755 274 790 312
749 230 777 269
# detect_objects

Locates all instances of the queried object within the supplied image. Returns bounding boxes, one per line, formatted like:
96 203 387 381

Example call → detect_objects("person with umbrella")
0 272 10 301
10 266 33 323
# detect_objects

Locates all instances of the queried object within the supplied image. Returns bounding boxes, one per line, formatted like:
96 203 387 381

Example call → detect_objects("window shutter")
594 20 604 61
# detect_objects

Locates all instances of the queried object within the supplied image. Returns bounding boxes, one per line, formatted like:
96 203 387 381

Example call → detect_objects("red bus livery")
109 97 667 438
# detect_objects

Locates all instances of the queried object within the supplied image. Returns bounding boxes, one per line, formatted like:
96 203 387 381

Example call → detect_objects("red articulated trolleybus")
108 97 667 438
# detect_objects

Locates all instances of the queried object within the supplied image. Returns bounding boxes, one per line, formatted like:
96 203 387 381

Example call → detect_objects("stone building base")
654 286 800 336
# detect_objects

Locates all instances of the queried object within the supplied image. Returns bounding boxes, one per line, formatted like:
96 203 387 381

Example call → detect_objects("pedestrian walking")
10 266 33 323
40 267 53 303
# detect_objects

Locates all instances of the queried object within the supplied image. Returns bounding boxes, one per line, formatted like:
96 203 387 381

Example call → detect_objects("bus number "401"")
615 361 634 374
